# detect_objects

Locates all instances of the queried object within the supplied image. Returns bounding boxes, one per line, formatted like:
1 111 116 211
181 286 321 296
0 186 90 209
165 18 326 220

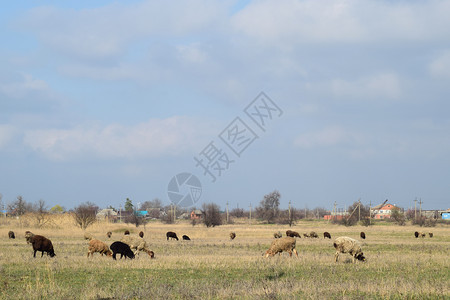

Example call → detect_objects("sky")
1 0 449 212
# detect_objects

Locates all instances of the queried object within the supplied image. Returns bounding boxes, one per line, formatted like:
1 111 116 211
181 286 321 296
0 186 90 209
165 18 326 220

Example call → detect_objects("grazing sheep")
182 235 191 241
30 235 56 258
303 233 309 238
429 232 433 238
286 230 301 238
323 232 331 239
360 232 366 239
265 237 298 258
414 231 419 238
139 231 144 238
110 241 135 260
333 236 365 263
124 230 130 235
166 231 179 241
274 232 282 239
309 231 319 238
25 231 35 244
83 232 93 241
106 231 112 239
121 235 155 258
87 239 112 258
8 231 15 239
420 232 426 238
229 232 236 240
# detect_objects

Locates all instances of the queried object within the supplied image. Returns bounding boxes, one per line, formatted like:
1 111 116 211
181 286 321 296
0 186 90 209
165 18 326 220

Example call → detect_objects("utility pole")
226 202 229 223
358 199 361 222
288 200 292 227
414 198 418 220
249 203 252 223
173 204 176 222
333 201 337 221
419 198 423 217
369 200 372 225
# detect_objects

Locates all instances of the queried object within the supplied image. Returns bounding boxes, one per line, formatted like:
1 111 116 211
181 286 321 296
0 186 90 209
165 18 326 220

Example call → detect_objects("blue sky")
1 0 449 211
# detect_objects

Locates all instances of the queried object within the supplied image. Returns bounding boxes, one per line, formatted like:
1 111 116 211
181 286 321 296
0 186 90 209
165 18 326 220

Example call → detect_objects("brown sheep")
323 232 331 239
139 231 144 238
8 231 15 239
286 230 301 238
333 236 365 263
303 233 309 238
429 232 433 238
121 235 155 258
265 237 298 258
420 232 426 238
87 239 112 258
229 232 236 240
106 231 112 238
309 231 318 238
360 232 366 239
25 231 35 244
124 230 130 235
30 235 56 258
274 232 282 239
414 231 419 238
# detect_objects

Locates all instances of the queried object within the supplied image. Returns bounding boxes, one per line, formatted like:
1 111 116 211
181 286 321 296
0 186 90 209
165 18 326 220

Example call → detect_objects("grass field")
0 215 449 299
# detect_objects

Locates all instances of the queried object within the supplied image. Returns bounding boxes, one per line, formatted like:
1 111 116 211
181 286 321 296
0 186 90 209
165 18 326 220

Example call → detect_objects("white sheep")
121 235 154 258
265 237 298 258
333 236 365 263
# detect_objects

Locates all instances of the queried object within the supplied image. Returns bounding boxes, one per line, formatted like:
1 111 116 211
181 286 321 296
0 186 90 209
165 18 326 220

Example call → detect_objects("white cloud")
331 73 401 100
0 125 16 149
0 73 49 99
294 125 354 148
23 116 212 161
429 50 450 79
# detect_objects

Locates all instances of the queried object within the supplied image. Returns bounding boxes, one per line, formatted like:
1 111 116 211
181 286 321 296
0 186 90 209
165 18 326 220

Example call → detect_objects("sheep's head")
355 253 365 262
105 250 113 257
146 250 155 258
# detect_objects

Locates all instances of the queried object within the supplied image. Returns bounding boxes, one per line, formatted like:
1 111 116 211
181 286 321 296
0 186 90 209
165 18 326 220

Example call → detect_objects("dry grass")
0 215 449 299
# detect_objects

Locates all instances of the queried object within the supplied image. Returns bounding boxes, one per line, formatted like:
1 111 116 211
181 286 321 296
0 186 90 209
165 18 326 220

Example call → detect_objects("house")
96 209 118 221
439 208 450 220
370 203 399 219
190 209 203 220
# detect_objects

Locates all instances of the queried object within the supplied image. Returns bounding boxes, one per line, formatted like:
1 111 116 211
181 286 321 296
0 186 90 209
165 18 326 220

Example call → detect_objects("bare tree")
7 195 32 216
202 203 222 227
255 190 281 224
73 202 98 230
34 199 50 228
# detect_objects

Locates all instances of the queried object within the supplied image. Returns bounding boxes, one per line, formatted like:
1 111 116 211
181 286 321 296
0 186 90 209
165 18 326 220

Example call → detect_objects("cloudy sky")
1 0 449 212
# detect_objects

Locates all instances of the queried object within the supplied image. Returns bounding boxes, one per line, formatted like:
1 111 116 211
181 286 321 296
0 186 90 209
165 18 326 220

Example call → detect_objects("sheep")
429 232 433 238
83 232 93 241
286 230 301 238
8 231 15 239
333 236 365 263
121 235 155 258
166 231 179 241
110 241 135 260
182 235 191 241
303 233 309 238
264 237 298 258
106 231 112 239
273 232 282 239
229 232 236 240
30 235 56 258
87 239 112 258
323 232 331 239
139 231 144 238
360 232 366 239
414 231 419 238
25 231 35 244
124 230 130 235
309 231 319 238
420 232 426 238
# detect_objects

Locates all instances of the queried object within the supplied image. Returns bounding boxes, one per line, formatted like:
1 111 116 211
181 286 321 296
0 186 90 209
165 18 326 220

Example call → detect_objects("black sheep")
323 232 331 239
166 231 179 241
139 231 144 238
286 230 301 238
30 235 56 258
110 241 135 260
414 231 419 238
360 232 366 239
8 231 15 239
182 235 191 241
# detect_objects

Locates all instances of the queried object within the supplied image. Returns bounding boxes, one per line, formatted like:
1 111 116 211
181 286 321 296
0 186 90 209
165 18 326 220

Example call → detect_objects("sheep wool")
265 237 298 258
333 236 365 263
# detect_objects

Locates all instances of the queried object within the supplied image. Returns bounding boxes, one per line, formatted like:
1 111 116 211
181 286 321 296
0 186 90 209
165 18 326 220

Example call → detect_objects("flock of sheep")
6 228 434 263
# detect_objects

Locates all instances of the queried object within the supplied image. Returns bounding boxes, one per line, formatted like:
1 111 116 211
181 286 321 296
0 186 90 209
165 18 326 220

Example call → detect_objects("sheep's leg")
293 248 299 258
334 252 339 262
33 250 37 258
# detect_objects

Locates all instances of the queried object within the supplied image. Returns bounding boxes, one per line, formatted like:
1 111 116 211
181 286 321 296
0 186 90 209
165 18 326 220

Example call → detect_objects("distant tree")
126 211 144 227
73 202 98 230
124 198 134 212
255 190 281 224
390 207 406 225
8 195 33 216
34 199 50 228
230 207 245 218
50 205 65 214
140 198 163 210
278 207 298 226
405 209 415 220
162 205 175 224
202 203 222 227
